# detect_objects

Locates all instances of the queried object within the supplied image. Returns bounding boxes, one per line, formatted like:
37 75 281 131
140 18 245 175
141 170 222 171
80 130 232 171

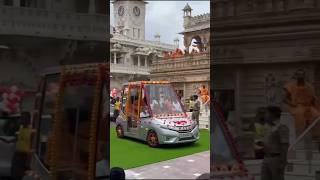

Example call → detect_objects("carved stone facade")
151 55 210 99
182 4 210 54
110 0 175 92
151 4 210 100
211 0 320 158
0 0 107 111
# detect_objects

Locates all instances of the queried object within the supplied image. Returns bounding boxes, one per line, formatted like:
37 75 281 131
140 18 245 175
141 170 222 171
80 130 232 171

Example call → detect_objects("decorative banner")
110 88 117 98
0 85 24 114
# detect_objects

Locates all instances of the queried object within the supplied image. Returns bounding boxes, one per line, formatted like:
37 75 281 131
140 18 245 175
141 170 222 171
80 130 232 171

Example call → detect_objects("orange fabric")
202 95 210 104
199 87 210 104
284 82 320 138
199 87 209 96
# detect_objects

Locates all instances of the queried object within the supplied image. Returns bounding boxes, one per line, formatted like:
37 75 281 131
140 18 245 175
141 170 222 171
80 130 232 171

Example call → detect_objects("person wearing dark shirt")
261 106 289 180
192 95 201 126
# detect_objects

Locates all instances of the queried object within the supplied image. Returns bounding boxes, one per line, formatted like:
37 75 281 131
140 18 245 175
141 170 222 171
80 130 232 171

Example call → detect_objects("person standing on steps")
261 106 289 180
192 95 201 126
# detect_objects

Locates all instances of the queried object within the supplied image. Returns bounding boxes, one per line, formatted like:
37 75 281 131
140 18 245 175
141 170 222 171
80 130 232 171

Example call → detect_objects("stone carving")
213 47 242 58
265 73 277 105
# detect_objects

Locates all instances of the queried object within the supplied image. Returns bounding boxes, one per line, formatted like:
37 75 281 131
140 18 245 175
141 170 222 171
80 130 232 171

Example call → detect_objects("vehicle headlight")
160 124 176 130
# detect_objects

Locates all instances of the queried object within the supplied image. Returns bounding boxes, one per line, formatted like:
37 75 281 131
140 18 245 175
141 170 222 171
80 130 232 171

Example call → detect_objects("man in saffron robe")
284 69 320 139
199 85 209 103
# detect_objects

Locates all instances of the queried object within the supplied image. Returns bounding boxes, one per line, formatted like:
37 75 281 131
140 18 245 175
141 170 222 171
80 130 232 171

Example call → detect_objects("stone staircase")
245 112 320 180
199 111 209 130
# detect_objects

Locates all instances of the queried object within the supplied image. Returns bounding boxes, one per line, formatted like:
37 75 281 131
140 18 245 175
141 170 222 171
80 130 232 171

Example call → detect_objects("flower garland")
87 65 105 180
0 85 24 114
50 67 66 179
46 63 108 180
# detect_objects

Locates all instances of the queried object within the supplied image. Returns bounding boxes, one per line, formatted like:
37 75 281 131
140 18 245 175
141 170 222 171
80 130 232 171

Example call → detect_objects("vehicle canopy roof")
40 63 108 76
123 81 170 87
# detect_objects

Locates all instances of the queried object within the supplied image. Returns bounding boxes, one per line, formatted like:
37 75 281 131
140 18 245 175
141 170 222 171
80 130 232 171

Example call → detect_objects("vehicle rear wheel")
116 125 124 138
147 131 159 148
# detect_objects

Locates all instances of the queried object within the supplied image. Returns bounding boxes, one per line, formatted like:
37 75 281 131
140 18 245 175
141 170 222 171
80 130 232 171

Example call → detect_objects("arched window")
188 36 203 53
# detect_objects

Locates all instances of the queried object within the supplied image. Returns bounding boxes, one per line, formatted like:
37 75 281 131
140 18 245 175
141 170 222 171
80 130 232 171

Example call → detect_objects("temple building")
0 0 107 112
212 0 320 179
151 3 210 100
110 0 175 92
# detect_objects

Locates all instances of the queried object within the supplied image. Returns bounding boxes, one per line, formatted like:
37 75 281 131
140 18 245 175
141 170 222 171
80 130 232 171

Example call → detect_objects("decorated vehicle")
115 81 199 147
23 63 109 180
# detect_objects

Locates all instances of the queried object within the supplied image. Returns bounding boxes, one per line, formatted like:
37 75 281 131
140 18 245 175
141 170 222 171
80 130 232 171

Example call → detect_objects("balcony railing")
0 6 107 41
151 53 210 73
110 63 150 75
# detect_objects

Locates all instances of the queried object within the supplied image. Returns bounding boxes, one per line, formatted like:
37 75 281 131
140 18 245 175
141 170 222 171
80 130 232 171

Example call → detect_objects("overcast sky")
110 1 210 49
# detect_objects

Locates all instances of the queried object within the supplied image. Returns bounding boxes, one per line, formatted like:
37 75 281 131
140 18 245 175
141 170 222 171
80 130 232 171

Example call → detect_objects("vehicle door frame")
124 83 142 136
30 65 107 180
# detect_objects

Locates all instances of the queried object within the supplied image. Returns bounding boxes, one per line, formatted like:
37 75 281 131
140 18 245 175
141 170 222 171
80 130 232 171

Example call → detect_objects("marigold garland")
32 63 108 179
87 65 104 180
50 67 66 179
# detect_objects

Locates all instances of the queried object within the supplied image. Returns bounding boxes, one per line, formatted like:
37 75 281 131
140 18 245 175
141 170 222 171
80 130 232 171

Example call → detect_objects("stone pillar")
183 83 186 99
13 0 20 7
184 38 191 55
138 55 141 67
114 53 117 64
89 0 95 13
144 56 147 67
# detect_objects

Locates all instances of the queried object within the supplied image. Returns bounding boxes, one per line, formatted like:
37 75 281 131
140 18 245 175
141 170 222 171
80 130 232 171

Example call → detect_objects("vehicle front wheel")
147 131 159 148
116 125 124 138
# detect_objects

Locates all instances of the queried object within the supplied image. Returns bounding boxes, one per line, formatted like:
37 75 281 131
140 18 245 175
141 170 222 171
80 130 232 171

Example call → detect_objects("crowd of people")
163 46 207 59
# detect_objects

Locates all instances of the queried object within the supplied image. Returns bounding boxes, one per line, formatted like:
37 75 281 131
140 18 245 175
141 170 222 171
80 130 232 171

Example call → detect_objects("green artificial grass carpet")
110 128 210 169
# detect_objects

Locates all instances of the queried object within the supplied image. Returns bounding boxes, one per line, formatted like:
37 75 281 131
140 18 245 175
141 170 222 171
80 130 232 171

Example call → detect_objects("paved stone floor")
125 151 210 179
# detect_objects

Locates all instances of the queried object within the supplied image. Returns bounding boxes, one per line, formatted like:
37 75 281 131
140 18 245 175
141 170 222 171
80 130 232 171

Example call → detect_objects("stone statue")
283 69 320 139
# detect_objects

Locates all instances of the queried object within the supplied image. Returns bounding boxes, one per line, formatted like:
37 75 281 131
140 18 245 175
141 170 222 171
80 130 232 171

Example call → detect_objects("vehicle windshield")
144 84 184 116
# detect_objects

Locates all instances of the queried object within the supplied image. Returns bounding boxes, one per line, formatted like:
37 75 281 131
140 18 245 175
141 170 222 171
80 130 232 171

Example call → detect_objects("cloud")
110 1 210 49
